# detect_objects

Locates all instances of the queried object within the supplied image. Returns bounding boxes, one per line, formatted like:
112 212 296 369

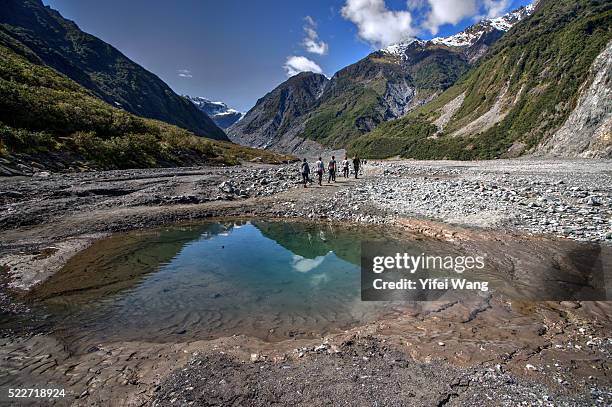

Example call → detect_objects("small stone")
560 301 580 309
586 197 601 206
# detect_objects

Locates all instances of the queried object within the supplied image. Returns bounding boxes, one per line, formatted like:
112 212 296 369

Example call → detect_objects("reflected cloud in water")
291 251 332 273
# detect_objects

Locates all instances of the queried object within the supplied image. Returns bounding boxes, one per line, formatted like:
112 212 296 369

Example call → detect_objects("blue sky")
44 0 531 112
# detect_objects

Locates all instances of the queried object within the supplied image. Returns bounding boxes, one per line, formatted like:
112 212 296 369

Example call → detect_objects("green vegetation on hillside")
349 118 439 158
0 42 291 169
300 47 469 148
349 0 612 160
0 0 227 139
301 83 383 146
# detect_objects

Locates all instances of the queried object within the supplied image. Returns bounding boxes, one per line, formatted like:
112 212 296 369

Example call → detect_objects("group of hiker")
300 155 362 187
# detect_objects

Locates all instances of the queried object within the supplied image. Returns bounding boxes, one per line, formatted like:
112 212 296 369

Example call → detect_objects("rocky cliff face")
229 5 533 154
536 41 612 158
227 72 329 152
349 0 612 160
229 45 469 153
300 5 536 150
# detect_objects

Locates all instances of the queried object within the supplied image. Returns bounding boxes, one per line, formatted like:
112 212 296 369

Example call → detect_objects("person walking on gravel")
300 158 310 188
353 156 361 179
315 157 324 186
328 156 337 183
342 156 350 178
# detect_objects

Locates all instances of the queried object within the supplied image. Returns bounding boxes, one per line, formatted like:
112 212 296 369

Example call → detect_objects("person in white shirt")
342 156 349 178
315 157 324 186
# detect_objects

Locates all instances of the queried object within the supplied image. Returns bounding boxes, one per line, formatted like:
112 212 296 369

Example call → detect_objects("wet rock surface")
1 297 610 406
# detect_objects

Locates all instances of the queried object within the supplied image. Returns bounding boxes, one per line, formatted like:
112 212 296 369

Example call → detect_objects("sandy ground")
0 159 611 406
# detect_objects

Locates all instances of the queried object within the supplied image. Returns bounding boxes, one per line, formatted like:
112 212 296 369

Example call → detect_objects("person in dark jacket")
300 158 310 188
328 156 337 183
352 156 360 179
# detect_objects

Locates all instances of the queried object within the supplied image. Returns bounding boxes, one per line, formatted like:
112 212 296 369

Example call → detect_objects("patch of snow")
215 109 243 117
382 39 424 56
431 31 481 47
382 4 535 53
185 95 244 127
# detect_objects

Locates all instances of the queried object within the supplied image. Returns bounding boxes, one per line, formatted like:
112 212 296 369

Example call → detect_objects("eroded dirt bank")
1 159 611 406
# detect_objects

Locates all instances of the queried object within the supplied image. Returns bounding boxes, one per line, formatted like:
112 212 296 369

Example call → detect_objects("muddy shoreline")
1 159 611 406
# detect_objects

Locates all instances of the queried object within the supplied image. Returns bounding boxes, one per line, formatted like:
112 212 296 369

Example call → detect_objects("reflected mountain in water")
14 220 608 348
251 220 388 266
21 221 395 345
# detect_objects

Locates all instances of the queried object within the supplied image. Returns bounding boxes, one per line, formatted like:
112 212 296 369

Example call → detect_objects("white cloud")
424 0 478 35
424 0 515 34
341 0 416 48
304 15 316 26
302 16 329 55
177 69 192 78
407 0 427 11
483 0 511 18
283 56 323 77
341 0 517 46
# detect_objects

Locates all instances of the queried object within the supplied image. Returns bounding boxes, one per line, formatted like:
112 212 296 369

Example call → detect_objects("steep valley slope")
0 0 227 140
349 0 612 159
228 5 535 154
0 33 289 175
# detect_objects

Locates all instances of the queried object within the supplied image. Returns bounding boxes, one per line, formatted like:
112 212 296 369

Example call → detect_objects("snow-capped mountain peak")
382 39 426 56
382 4 534 53
185 96 244 129
490 3 535 30
430 31 480 48
430 4 534 47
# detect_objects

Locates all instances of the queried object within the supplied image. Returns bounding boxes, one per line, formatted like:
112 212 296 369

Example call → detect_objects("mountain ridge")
0 0 227 140
384 4 534 52
0 26 290 173
229 4 535 154
228 72 330 153
349 0 612 159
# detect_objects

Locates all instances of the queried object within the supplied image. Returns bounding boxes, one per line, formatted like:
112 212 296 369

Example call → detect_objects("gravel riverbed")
354 159 612 242
2 159 610 242
262 159 612 243
0 158 611 406
1 158 611 289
